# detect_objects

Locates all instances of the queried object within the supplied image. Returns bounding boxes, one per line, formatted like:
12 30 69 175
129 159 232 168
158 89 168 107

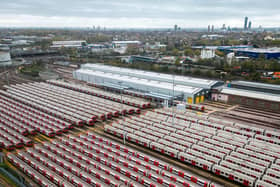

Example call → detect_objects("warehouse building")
75 64 223 104
0 44 12 66
73 68 206 104
112 41 141 48
212 86 280 111
51 40 87 48
228 81 280 94
224 48 280 59
80 63 223 90
129 55 158 63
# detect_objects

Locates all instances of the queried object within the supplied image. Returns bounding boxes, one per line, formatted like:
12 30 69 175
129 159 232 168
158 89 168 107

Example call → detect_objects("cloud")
0 0 279 28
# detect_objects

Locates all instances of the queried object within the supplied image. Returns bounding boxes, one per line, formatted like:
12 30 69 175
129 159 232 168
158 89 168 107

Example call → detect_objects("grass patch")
19 63 45 77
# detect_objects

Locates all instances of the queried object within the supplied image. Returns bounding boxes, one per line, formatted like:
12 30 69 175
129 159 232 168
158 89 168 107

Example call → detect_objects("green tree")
216 50 226 57
175 58 181 65
172 48 179 56
258 54 266 60
194 50 201 56
193 69 201 76
160 66 169 73
250 72 261 81
205 70 213 78
184 48 194 56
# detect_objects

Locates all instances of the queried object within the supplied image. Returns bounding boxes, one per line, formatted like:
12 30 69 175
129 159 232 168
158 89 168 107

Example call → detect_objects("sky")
0 0 279 28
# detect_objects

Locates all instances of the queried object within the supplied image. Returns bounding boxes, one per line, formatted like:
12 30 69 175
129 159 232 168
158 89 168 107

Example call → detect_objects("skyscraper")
244 17 248 30
174 24 178 32
208 25 210 32
248 21 252 30
211 25 214 32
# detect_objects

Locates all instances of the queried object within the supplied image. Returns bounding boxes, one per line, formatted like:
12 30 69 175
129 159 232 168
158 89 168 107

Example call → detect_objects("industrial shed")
73 69 205 104
212 87 280 111
229 81 280 95
80 63 223 90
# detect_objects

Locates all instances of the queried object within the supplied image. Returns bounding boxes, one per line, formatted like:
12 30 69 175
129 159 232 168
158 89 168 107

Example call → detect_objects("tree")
216 50 226 57
160 66 169 73
184 48 194 56
250 72 261 81
243 40 249 45
205 70 213 78
175 58 181 65
172 48 179 56
257 53 265 60
193 69 201 76
194 50 201 56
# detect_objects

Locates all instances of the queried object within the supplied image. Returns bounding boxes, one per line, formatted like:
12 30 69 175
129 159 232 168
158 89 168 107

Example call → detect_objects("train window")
243 180 249 186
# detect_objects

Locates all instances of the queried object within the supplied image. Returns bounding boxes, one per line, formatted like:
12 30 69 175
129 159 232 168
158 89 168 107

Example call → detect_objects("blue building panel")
222 48 280 59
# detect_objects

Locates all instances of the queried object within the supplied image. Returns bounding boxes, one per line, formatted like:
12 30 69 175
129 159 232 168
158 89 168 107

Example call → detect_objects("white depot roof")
221 87 280 102
81 63 220 89
112 41 141 44
53 40 86 44
75 69 203 95
233 81 280 91
234 47 280 53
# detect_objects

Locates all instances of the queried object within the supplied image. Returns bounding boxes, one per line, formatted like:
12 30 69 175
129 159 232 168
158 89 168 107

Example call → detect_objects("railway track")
207 101 232 107
213 112 280 129
202 103 230 110
228 110 280 127
204 101 232 108
233 108 280 121
237 106 280 117
4 157 39 187
0 176 15 187
0 69 38 90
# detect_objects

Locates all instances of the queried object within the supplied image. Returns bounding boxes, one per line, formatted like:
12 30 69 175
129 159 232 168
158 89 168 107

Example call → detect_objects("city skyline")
0 0 279 28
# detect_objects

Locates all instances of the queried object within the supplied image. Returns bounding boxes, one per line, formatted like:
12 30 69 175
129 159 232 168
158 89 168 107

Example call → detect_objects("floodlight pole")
119 81 125 145
172 74 175 126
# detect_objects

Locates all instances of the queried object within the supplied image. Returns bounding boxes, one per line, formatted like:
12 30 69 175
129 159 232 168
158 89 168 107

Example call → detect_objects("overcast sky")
0 0 279 28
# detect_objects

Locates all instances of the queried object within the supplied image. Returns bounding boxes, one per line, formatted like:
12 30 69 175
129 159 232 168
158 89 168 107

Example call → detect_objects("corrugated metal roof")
233 48 280 53
112 41 141 44
81 63 221 89
145 92 174 100
232 81 280 91
74 69 203 95
221 87 280 102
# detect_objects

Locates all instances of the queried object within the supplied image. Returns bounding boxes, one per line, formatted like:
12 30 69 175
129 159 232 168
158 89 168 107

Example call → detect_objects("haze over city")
0 0 280 28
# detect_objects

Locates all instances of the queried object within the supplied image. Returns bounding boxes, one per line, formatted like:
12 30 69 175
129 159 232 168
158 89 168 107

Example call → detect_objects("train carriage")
150 142 166 154
126 133 151 148
266 168 280 179
262 174 280 186
264 130 280 139
255 179 279 187
224 155 266 173
245 144 280 159
212 165 256 187
236 147 276 163
220 160 263 179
